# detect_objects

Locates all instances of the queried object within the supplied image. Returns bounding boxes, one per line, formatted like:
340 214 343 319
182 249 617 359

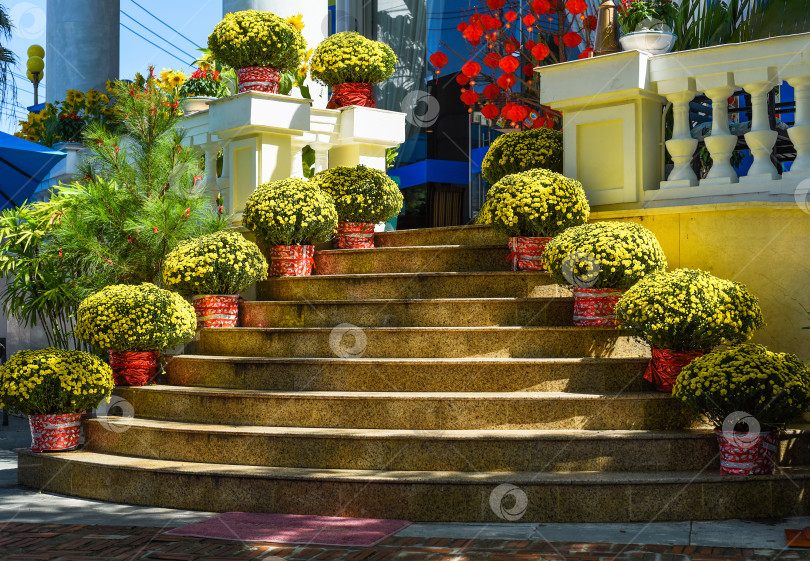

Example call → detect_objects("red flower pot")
327 83 376 109
335 221 376 249
28 413 82 452
572 287 624 327
644 347 706 393
191 295 239 328
715 429 779 476
267 244 315 277
237 66 281 94
507 236 550 272
108 350 160 386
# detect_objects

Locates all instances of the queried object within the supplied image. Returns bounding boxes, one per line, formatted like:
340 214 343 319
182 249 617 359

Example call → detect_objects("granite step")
197 326 649 359
18 449 810 521
313 245 510 275
256 271 567 301
84 418 735 472
112 386 695 431
239 297 575 328
165 356 649 393
374 225 508 248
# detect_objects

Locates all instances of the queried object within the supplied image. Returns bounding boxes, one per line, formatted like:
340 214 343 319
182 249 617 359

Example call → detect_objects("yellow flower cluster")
310 165 404 223
15 88 113 144
543 221 667 290
163 231 268 296
0 348 114 416
481 128 564 184
310 32 397 86
75 284 196 352
243 177 338 246
158 69 186 93
673 344 810 428
616 269 765 351
475 169 590 237
208 10 307 72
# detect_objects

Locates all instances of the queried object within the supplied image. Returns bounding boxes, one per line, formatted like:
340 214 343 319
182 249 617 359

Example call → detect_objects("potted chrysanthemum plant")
0 348 114 452
480 128 563 185
242 177 338 276
162 231 268 328
476 168 589 272
75 284 197 386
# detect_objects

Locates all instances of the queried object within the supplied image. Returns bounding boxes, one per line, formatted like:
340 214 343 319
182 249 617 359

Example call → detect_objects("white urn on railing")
620 30 677 55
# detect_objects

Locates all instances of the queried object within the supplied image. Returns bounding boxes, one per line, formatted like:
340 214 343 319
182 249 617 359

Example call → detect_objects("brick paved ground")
0 522 808 561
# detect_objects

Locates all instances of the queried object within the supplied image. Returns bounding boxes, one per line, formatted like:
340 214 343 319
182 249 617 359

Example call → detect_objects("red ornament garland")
335 221 376 249
327 83 375 109
191 295 240 329
28 413 82 453
507 236 550 272
267 245 315 277
108 350 160 386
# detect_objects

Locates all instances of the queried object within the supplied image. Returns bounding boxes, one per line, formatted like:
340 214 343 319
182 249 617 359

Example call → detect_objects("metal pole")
33 72 39 105
468 113 473 223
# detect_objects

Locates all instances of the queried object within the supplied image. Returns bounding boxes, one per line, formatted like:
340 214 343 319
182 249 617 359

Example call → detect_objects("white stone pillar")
736 68 780 182
696 73 738 186
46 0 120 102
290 142 306 178
658 78 698 188
201 142 222 199
313 144 329 173
784 73 810 178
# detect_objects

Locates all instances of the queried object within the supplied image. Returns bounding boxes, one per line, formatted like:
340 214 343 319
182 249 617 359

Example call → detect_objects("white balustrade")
657 78 698 188
784 67 810 178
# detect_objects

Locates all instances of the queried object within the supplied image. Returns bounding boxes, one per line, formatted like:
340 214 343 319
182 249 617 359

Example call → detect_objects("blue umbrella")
0 131 65 211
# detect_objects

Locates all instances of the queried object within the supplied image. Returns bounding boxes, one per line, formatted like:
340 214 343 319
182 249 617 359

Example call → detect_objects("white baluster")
658 78 698 188
217 140 232 213
785 74 810 177
201 142 221 199
736 68 780 182
696 75 738 185
313 144 328 174
290 142 306 179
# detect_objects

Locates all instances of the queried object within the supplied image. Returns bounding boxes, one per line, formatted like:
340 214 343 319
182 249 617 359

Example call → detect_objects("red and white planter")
191 294 239 328
108 350 160 387
29 413 82 452
335 221 376 249
327 82 376 109
507 236 550 272
643 347 706 393
715 429 779 476
572 287 624 327
236 66 281 94
267 244 315 277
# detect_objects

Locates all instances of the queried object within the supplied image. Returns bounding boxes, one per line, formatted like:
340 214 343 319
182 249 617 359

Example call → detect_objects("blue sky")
2 0 222 133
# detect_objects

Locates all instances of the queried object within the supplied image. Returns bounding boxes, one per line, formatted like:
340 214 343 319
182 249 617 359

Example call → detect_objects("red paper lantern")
578 47 594 59
483 52 501 68
504 10 518 22
486 0 505 9
510 104 530 122
499 55 520 73
481 14 502 30
531 43 550 60
481 103 499 120
523 14 536 26
460 89 480 105
585 15 598 30
429 52 448 69
563 31 583 47
565 0 588 15
461 61 482 77
525 39 537 50
463 25 484 44
497 73 517 90
531 0 553 14
456 74 470 86
523 63 536 76
532 116 547 128
457 21 468 32
503 37 520 54
482 83 501 100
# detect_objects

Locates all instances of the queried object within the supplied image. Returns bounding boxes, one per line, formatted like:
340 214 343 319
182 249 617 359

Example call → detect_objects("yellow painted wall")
591 203 810 362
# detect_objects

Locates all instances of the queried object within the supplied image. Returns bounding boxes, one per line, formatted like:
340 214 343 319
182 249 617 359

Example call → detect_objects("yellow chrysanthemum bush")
0 348 114 415
162 231 268 296
310 32 397 86
673 344 810 428
543 222 667 290
481 128 563 184
208 10 306 71
243 178 338 246
475 169 590 237
310 165 404 223
615 269 765 352
75 284 196 351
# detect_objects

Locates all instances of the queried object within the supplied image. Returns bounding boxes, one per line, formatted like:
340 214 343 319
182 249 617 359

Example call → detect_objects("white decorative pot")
179 96 216 114
619 31 677 55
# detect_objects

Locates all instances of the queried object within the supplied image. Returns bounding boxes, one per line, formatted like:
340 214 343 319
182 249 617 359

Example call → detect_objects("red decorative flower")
563 31 583 47
486 0 505 9
531 0 553 14
483 83 501 100
531 43 551 60
456 74 470 86
460 89 480 105
499 55 520 73
483 52 501 68
523 63 536 76
461 61 482 77
429 52 448 69
481 103 500 120
504 10 518 22
497 73 517 90
523 14 536 26
565 0 588 14
578 47 594 59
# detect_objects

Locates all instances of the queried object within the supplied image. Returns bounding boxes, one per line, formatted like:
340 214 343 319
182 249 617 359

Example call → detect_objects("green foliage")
75 283 196 352
310 32 397 86
0 348 114 415
481 128 563 185
162 231 268 296
673 344 810 428
672 0 770 51
618 0 679 34
208 10 306 71
301 145 316 178
39 77 228 289
476 169 590 238
0 3 16 117
243 178 338 246
310 165 404 223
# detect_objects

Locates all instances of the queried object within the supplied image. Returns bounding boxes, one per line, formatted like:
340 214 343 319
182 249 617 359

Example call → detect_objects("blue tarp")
0 132 65 211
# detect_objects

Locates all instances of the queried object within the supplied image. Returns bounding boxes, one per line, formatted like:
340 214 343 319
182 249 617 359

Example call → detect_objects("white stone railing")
180 92 406 222
537 33 810 209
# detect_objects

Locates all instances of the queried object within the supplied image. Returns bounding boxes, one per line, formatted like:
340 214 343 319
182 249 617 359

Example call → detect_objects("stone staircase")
17 225 810 521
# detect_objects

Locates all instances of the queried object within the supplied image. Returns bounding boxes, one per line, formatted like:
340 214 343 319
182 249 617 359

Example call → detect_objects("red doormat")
164 512 412 546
